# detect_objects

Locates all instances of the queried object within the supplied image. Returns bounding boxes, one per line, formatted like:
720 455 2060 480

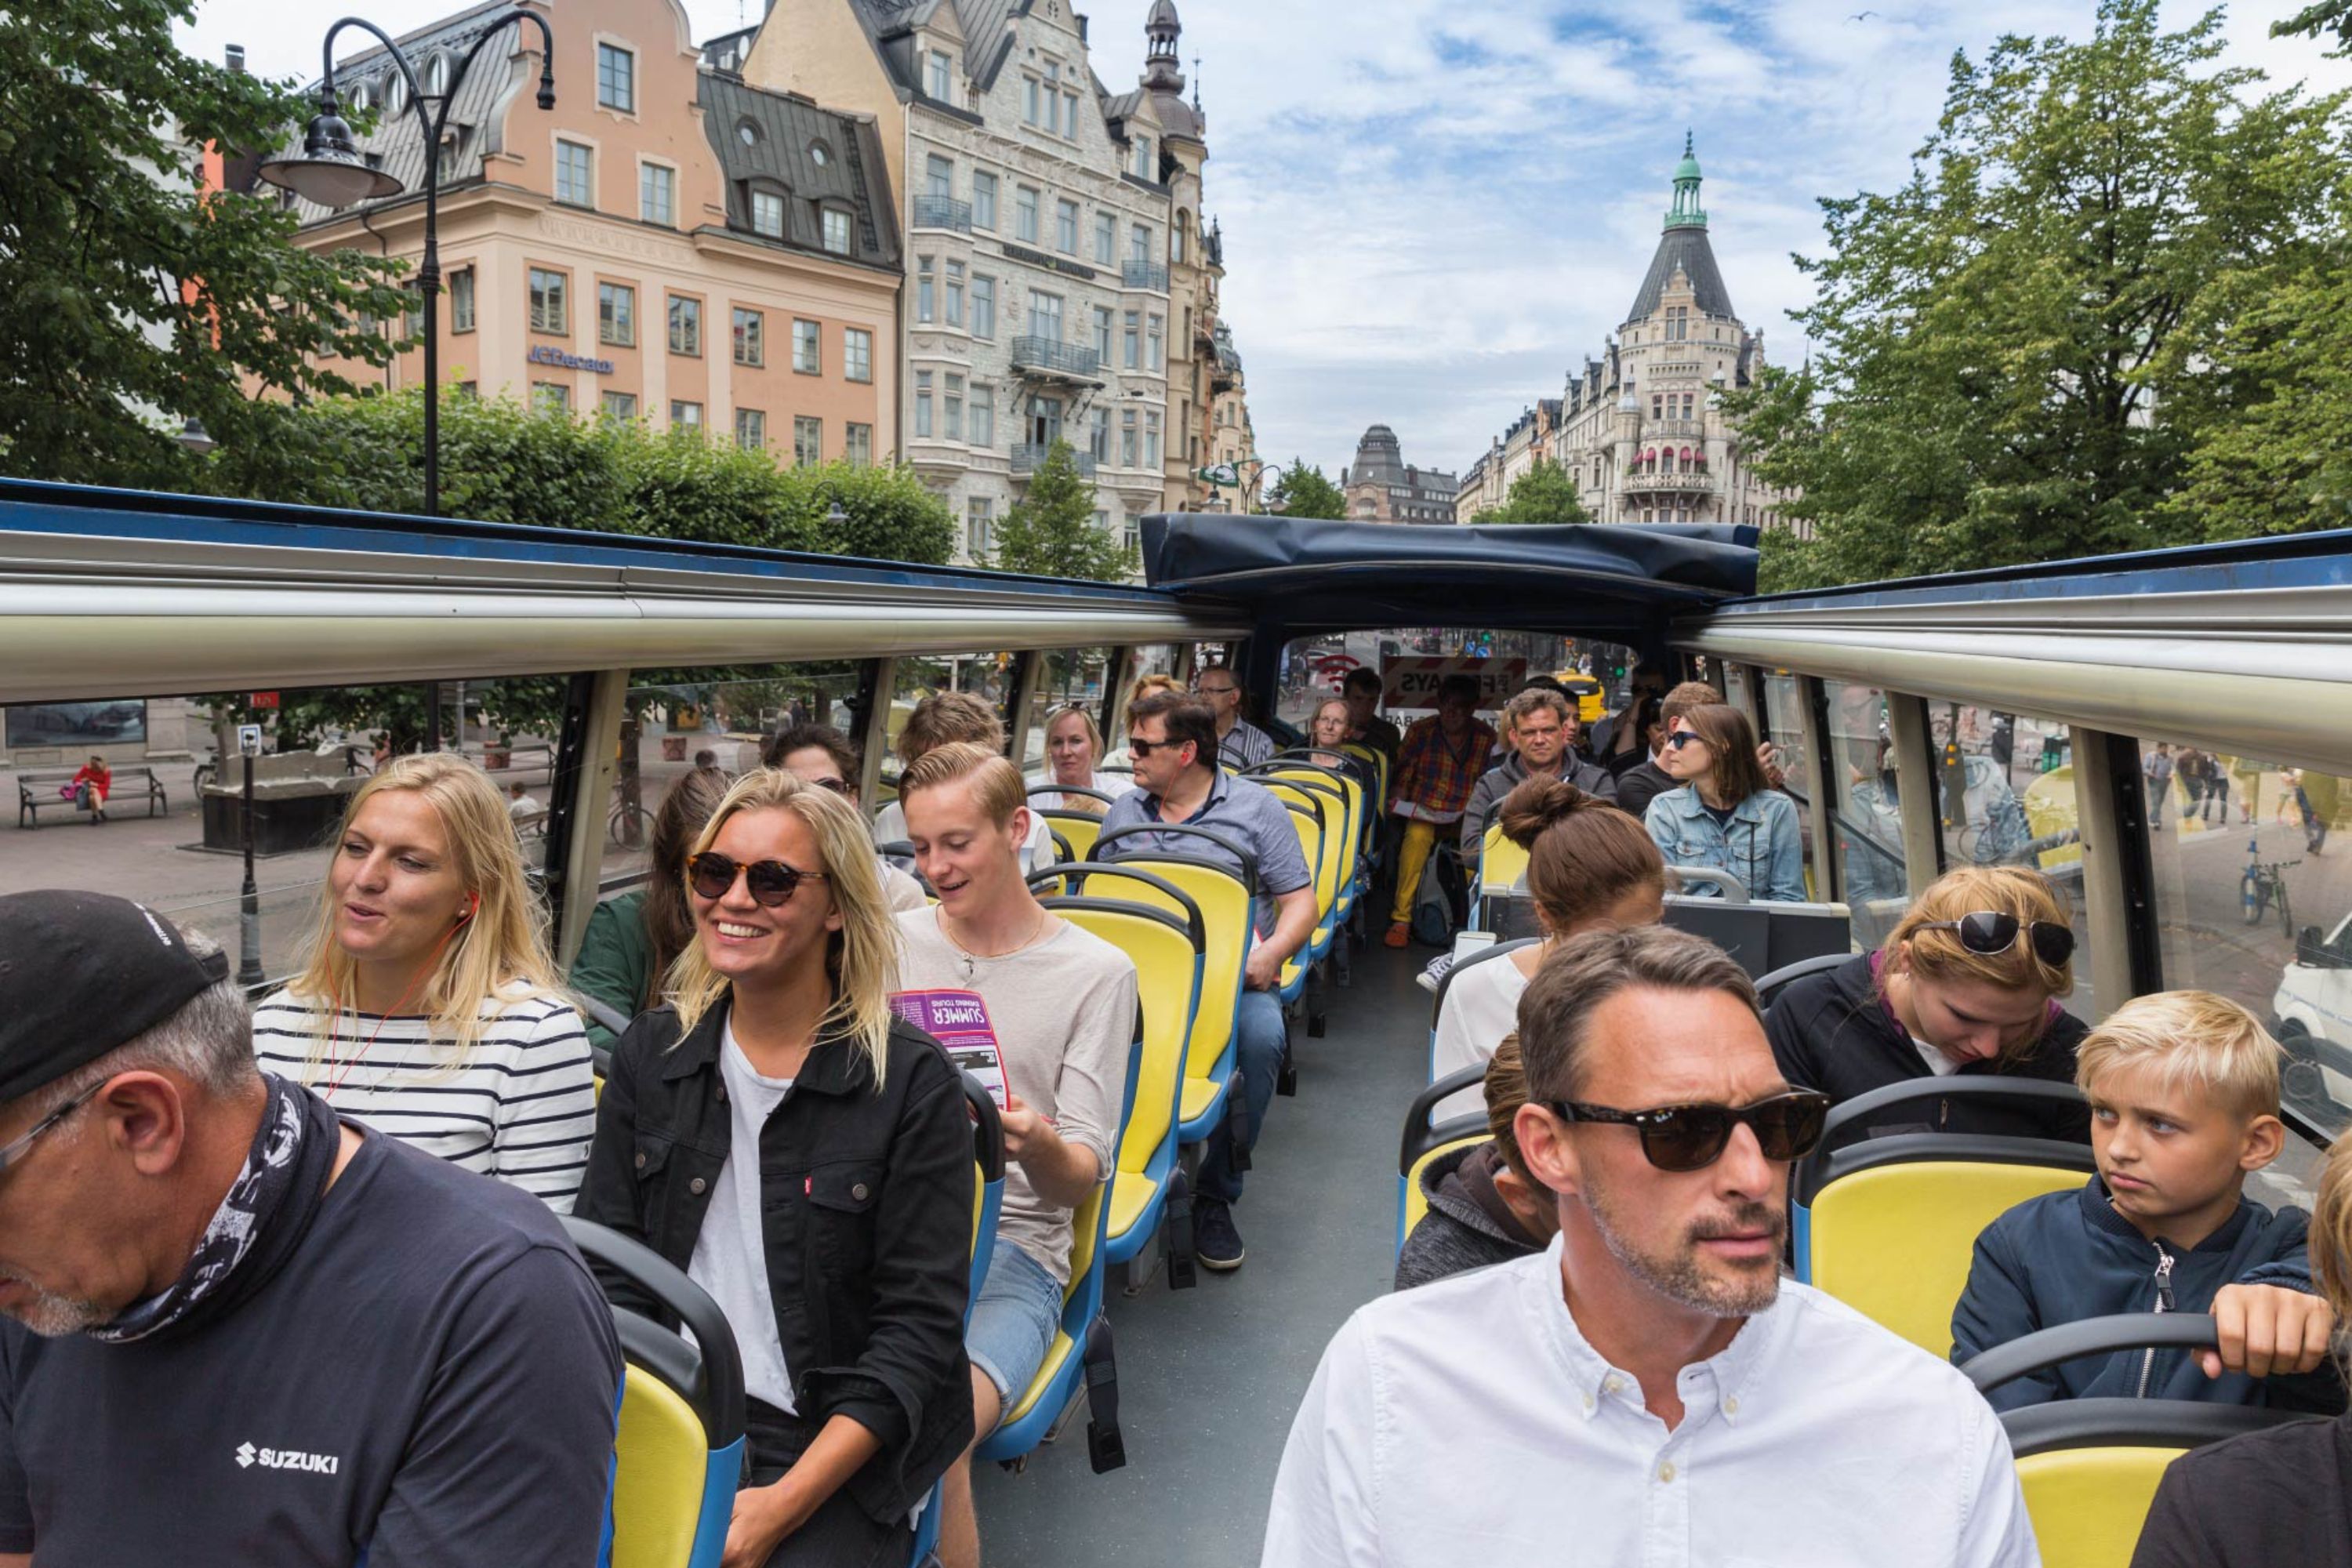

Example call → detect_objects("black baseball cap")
0 892 231 1105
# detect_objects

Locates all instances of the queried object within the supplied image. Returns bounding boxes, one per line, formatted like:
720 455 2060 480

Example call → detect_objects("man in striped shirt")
1196 663 1276 771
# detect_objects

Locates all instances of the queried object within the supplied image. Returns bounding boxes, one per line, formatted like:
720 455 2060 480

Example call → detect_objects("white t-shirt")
880 858 930 912
1913 1034 1968 1076
1429 952 1530 1122
1025 768 1138 812
687 1015 797 1414
252 987 596 1212
1262 1237 2036 1567
873 799 1055 873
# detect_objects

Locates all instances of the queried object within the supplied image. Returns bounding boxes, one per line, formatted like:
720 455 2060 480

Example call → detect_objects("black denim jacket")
575 996 974 1526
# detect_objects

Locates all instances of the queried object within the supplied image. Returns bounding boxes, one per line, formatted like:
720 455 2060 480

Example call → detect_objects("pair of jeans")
1195 986 1286 1207
743 1398 916 1567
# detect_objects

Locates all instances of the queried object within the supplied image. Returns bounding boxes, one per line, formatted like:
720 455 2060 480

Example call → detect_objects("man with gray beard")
0 892 619 1567
1261 924 2039 1568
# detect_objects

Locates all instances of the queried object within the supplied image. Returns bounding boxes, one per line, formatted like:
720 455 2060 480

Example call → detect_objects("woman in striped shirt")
252 753 596 1211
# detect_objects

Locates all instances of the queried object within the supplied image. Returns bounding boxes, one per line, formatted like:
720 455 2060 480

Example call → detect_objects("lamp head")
259 103 404 207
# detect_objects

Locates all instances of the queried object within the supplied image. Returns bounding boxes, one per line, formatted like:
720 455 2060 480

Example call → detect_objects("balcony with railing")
1121 260 1170 292
1646 419 1705 439
1009 335 1104 383
1620 470 1713 494
911 196 973 233
1011 442 1097 477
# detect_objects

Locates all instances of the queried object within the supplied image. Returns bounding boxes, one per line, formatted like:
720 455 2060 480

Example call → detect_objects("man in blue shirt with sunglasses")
1265 924 2036 1567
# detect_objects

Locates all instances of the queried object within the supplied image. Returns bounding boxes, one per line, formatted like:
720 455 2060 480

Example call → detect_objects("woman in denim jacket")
1642 702 1809 902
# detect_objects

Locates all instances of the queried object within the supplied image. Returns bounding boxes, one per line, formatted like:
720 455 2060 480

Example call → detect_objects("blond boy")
1951 991 2343 1411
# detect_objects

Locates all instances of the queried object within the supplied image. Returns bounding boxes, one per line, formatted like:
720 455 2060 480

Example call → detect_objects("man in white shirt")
895 743 1136 1568
869 692 1054 872
1262 924 2037 1568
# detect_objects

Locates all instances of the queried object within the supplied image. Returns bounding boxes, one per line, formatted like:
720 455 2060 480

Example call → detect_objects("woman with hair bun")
1428 775 1668 1114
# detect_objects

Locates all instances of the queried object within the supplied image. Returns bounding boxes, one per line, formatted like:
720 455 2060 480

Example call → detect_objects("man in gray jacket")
1461 688 1618 862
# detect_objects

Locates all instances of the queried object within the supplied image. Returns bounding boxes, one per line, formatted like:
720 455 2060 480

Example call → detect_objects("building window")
751 189 786 238
926 49 952 100
1014 186 1039 243
945 373 964 441
1055 198 1079 255
1174 214 1189 264
946 260 966 329
671 400 702 429
528 267 568 333
967 497 993 557
821 209 851 255
1120 409 1138 468
1093 212 1114 265
1091 306 1112 364
916 257 935 324
925 154 953 201
1090 407 1110 462
1667 305 1688 342
792 318 821 375
1029 290 1062 341
1022 75 1041 126
532 381 571 414
598 282 636 347
1129 223 1152 265
1147 313 1163 371
1122 310 1139 368
601 390 638 421
845 423 873 466
914 370 934 438
1133 135 1153 179
972 171 997 230
735 408 765 449
1145 409 1161 468
640 162 675 226
732 307 763 365
793 416 822 466
669 295 701 356
971 383 993 448
555 140 593 207
971 275 996 340
597 42 635 113
1094 509 1110 538
1682 393 1696 419
1064 89 1079 135
449 267 475 332
844 327 873 383
1123 516 1139 555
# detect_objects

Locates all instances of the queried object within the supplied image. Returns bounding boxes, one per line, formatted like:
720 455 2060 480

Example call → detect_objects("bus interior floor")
971 938 1433 1562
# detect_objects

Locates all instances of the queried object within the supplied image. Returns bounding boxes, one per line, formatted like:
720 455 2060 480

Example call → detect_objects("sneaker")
1194 1200 1245 1272
1384 921 1410 949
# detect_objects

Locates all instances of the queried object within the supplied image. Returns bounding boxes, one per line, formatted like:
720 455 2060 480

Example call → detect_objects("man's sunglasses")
687 851 827 908
1127 736 1189 757
1548 1090 1831 1173
804 775 852 796
1915 912 2075 968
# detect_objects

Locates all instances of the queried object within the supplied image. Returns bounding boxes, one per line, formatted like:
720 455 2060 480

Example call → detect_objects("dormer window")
809 140 832 168
750 187 786 238
347 78 376 113
737 118 760 147
821 208 851 255
926 49 952 100
385 70 409 115
1133 135 1153 179
423 51 450 98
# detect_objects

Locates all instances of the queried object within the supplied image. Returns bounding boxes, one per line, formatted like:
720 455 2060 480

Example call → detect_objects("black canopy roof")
1141 514 1759 641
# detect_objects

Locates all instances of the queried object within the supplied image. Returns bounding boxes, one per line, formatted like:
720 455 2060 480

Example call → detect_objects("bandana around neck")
85 1074 338 1345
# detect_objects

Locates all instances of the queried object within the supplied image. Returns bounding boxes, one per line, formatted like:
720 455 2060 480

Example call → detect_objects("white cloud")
173 0 2352 485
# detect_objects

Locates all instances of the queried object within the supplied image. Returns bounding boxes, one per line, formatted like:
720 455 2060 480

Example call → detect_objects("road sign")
1379 655 1526 711
1198 463 1241 486
249 691 280 709
236 724 264 757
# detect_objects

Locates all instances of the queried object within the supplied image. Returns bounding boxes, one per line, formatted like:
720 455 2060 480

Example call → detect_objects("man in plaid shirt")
1385 674 1497 947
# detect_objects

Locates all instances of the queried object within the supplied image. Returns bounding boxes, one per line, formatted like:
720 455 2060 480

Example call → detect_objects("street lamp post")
238 743 263 987
260 7 556 517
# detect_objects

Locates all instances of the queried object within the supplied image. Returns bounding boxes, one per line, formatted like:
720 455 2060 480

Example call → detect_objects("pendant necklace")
944 906 1047 982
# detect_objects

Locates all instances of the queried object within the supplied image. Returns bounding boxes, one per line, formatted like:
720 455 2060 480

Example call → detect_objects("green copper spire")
1665 130 1706 230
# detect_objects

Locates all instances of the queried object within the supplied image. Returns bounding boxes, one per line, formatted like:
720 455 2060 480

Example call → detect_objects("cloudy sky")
176 0 2352 484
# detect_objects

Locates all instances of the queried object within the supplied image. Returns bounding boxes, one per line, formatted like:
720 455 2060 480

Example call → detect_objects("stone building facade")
273 0 902 466
743 0 1221 563
1460 137 1795 532
1342 424 1458 524
1207 320 1254 481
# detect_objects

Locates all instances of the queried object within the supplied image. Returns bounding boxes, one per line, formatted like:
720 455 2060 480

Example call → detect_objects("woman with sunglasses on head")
252 753 597 1210
569 764 733 1049
764 722 931 913
1429 775 1668 1118
1762 865 2092 1144
577 768 974 1568
1642 702 1808 902
1025 703 1134 815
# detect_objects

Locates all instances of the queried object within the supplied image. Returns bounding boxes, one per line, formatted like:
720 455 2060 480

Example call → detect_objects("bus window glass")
1022 647 1110 767
1723 662 1752 717
1760 674 1819 901
1271 631 1614 739
1823 681 1906 946
2138 736 2352 1200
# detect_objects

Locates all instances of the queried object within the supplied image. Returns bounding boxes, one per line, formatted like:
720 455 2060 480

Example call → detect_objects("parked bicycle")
2242 838 2301 936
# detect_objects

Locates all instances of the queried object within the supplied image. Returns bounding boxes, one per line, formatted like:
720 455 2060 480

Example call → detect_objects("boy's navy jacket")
1951 1175 2346 1414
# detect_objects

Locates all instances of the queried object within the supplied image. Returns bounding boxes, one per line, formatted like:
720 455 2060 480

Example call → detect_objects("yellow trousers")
1390 819 1442 924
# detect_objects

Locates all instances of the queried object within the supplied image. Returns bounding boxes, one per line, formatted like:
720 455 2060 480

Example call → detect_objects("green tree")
1262 459 1347 518
1469 456 1592 524
0 0 412 490
2275 1 2352 53
1726 1 2350 590
987 438 1131 579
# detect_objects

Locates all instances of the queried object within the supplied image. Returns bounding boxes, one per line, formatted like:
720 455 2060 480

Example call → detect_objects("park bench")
15 765 169 828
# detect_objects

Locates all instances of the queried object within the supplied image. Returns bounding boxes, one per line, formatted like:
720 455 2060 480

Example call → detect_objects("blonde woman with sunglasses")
576 768 973 1567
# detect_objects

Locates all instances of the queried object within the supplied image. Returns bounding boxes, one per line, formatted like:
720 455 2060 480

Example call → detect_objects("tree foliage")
1262 459 1347 519
0 0 412 489
985 437 1131 579
1469 456 1592 524
2275 0 2352 54
1726 0 2352 590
